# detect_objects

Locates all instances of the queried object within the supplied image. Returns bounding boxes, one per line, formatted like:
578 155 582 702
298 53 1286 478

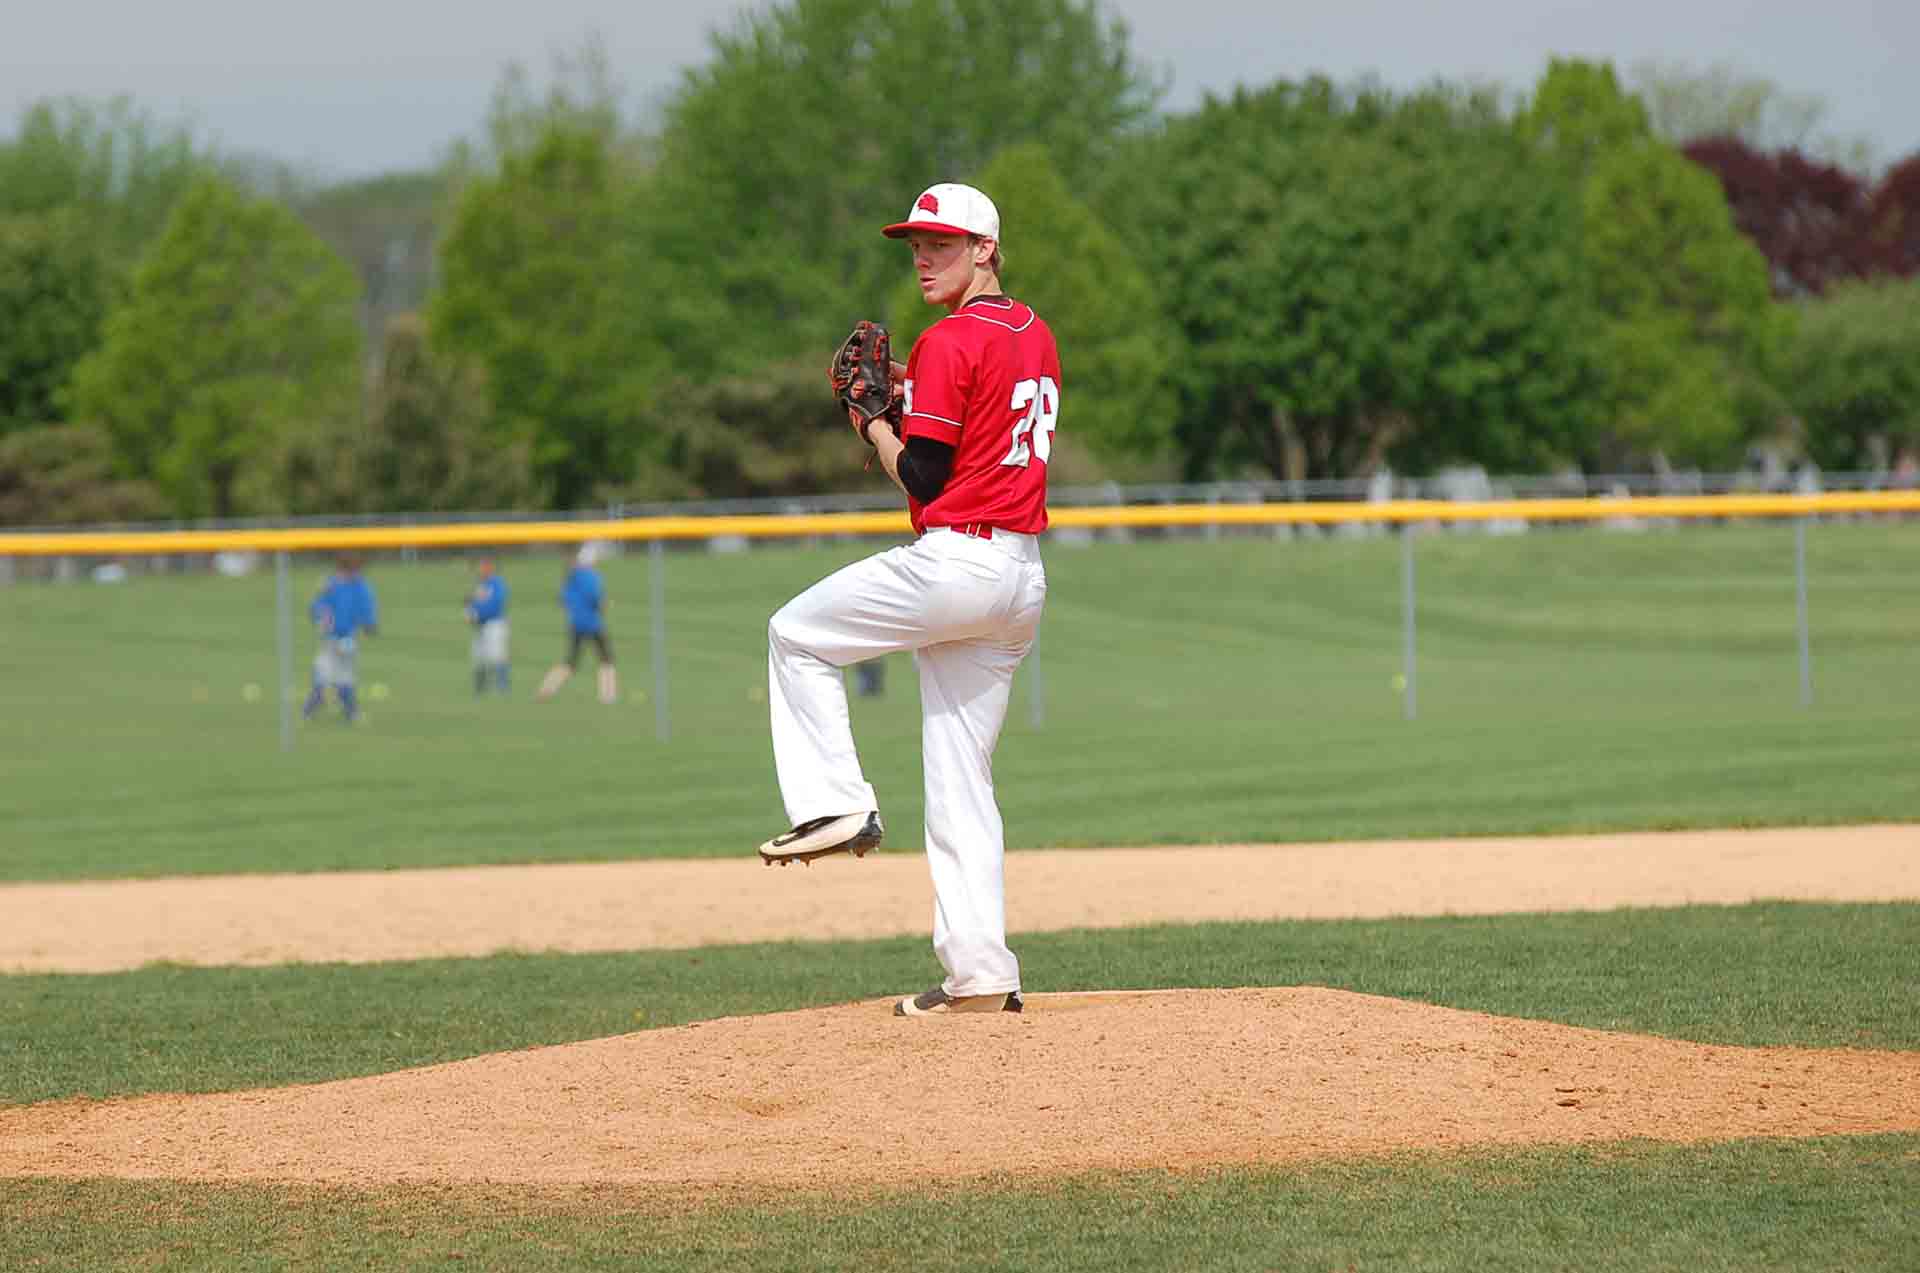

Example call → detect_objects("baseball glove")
829 320 901 444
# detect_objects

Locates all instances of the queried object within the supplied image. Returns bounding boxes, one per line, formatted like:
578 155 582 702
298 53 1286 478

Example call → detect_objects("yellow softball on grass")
241 682 262 702
369 682 390 701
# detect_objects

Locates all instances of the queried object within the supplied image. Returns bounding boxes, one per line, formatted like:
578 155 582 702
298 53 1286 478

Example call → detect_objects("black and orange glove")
828 320 903 445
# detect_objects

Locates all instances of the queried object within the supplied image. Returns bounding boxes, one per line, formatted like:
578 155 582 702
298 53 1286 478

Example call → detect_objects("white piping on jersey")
911 299 1036 434
945 297 1034 334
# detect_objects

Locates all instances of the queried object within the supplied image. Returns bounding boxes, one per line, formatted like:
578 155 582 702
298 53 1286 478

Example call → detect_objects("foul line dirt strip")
4 989 1917 1188
2 824 1915 975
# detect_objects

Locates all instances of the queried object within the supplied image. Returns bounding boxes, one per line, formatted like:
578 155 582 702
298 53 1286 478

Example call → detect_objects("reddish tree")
1869 152 1920 277
1683 136 1884 295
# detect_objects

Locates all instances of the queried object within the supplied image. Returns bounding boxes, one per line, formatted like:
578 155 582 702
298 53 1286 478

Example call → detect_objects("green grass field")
4 519 1918 1269
1 520 1916 881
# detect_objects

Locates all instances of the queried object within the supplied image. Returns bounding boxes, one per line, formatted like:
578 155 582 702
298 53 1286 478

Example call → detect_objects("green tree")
884 142 1174 461
1519 59 1785 467
0 423 168 526
0 98 216 437
1781 278 1920 470
1121 80 1603 481
0 97 209 261
1581 142 1787 462
1513 58 1652 170
359 314 537 512
66 176 362 519
430 119 677 508
608 358 877 502
0 209 112 434
294 171 450 353
652 0 1161 367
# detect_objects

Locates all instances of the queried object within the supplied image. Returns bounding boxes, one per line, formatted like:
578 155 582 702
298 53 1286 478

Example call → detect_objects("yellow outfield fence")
4 490 1920 557
5 486 1912 747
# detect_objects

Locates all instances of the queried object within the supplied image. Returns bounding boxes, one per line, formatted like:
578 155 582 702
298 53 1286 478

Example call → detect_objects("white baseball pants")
768 527 1047 997
470 618 509 666
312 636 358 688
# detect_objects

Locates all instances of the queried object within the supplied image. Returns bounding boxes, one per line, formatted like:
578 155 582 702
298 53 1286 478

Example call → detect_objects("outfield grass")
2 521 1916 882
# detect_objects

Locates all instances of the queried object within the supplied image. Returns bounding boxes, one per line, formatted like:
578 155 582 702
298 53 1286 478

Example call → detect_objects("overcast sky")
6 0 1914 180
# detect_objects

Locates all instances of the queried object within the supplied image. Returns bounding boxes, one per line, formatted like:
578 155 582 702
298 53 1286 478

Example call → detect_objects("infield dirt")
2 825 1917 1190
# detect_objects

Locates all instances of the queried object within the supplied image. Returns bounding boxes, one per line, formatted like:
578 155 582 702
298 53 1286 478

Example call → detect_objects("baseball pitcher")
761 182 1059 1018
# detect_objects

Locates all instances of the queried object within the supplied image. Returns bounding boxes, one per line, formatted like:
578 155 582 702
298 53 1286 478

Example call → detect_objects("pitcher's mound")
5 988 1917 1191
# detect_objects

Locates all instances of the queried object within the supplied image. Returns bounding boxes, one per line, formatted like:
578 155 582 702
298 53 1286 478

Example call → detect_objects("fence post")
1401 523 1418 722
1795 517 1813 707
275 550 293 752
649 536 671 742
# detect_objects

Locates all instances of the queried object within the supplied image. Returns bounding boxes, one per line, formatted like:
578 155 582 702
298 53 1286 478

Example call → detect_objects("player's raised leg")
763 568 894 863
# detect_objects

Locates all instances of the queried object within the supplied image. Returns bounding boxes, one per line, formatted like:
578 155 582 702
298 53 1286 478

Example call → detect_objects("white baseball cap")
882 183 1000 243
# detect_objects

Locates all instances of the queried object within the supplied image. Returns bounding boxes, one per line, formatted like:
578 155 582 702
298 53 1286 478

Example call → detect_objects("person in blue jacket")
535 547 618 705
464 557 511 695
303 555 378 722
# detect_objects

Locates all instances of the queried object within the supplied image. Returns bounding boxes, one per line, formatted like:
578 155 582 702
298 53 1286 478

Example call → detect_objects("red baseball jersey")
900 295 1061 536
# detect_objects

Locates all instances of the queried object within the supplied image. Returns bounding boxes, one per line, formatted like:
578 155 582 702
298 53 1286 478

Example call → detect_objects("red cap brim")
881 219 979 239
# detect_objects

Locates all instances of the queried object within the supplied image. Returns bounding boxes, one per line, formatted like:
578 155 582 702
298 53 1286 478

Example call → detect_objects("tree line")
3 2 1919 526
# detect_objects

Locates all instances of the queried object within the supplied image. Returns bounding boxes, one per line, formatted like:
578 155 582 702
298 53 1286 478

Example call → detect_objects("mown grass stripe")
4 1135 1917 1271
5 902 1915 1105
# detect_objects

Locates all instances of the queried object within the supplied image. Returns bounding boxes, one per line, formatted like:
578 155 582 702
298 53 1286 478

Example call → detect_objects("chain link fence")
6 466 1915 586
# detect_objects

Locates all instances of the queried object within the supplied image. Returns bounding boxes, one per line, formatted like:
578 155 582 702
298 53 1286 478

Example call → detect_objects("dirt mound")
6 988 1917 1191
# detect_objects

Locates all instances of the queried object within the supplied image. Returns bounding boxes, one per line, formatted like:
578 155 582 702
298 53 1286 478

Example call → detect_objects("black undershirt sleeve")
894 435 956 504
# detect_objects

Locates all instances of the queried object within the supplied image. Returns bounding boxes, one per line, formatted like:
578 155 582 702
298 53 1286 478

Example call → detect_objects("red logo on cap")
916 192 940 215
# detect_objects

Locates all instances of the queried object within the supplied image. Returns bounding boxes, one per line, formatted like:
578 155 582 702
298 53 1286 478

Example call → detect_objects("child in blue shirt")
465 557 510 695
303 556 378 722
535 548 618 705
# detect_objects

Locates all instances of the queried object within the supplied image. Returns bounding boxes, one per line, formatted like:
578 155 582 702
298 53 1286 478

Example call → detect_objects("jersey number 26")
1001 376 1060 468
